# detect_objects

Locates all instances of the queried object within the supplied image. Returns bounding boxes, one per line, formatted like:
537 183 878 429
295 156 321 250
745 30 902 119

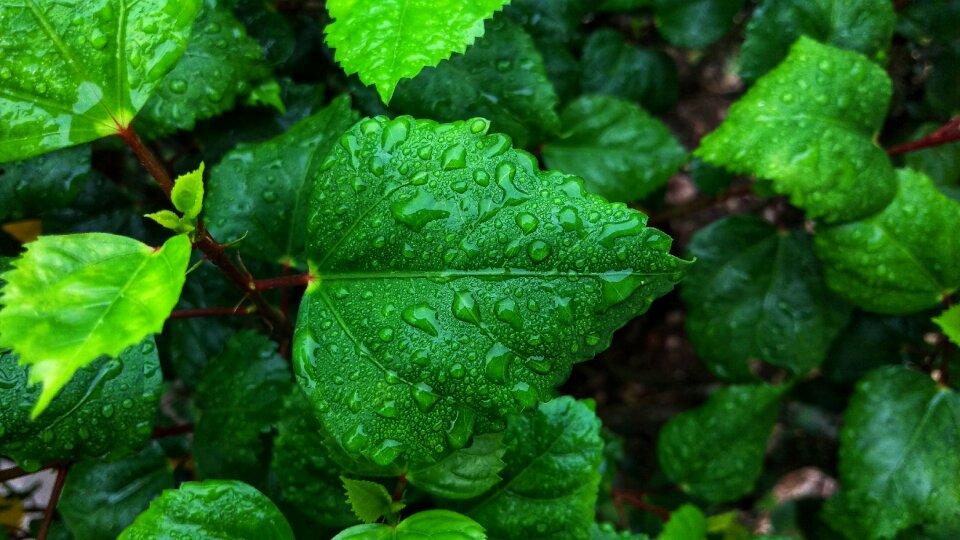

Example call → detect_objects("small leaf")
580 29 678 112
934 305 960 346
823 311 932 384
657 505 707 540
591 522 650 540
0 0 202 161
144 210 193 234
341 477 400 524
118 480 294 540
324 0 511 103
652 0 746 49
544 95 688 203
408 433 507 499
332 510 486 540
815 169 960 314
171 163 205 220
246 79 287 114
696 37 895 223
0 146 91 222
658 384 786 502
0 233 191 415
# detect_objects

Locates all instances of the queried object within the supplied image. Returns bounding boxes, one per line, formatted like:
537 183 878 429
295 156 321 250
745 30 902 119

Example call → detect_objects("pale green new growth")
934 305 960 347
146 163 206 234
333 510 486 540
341 477 405 524
0 233 191 416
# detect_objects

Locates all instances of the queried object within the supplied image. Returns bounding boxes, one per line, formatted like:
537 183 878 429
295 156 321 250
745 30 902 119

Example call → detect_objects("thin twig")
611 489 670 522
36 463 70 540
392 474 408 502
254 274 315 291
151 424 195 439
168 307 256 319
887 116 960 156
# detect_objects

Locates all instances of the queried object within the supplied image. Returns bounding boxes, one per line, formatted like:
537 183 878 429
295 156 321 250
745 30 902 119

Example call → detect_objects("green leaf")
897 0 960 43
823 311 932 384
696 37 895 223
463 397 604 540
814 168 960 314
657 505 707 540
143 210 193 234
342 477 402 524
294 116 688 468
193 330 291 488
934 305 960 346
0 233 190 415
324 0 510 103
689 158 733 196
823 366 960 538
0 339 162 471
135 0 269 137
658 384 785 502
118 480 295 540
0 145 91 222
171 163 204 220
59 442 173 540
391 16 560 148
600 0 652 11
580 30 678 113
544 96 687 203
332 510 487 540
904 124 960 186
652 0 746 49
682 216 851 381
591 522 650 539
246 79 286 113
206 95 359 267
0 0 202 162
408 433 507 499
739 0 895 83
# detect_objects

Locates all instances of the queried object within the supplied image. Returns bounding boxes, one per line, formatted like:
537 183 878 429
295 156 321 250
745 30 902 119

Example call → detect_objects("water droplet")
484 343 513 383
469 119 489 134
262 190 278 203
379 328 395 342
446 408 476 449
382 118 410 151
402 304 440 336
371 439 403 466
40 430 54 443
418 145 433 160
452 291 482 325
390 191 449 231
121 398 134 409
344 425 370 452
511 382 538 408
474 170 490 186
441 144 467 170
101 404 115 418
495 298 524 330
516 212 539 234
0 67 11 79
527 240 551 262
412 383 439 412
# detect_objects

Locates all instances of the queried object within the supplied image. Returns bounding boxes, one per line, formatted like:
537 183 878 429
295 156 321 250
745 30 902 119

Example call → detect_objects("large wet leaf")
332 510 486 540
324 0 510 103
0 233 190 414
580 30 678 113
0 0 202 161
696 37 895 223
294 116 687 469
408 433 506 499
0 145 91 222
653 0 746 49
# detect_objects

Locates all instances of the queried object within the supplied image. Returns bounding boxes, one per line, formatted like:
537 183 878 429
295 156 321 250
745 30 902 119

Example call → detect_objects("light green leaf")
696 37 895 223
333 510 487 540
658 384 785 502
206 95 359 267
823 366 960 538
246 79 286 114
144 210 193 234
591 522 650 539
657 505 707 540
294 116 688 468
544 95 687 203
59 442 173 540
652 0 745 49
740 0 895 83
0 339 162 471
0 233 191 415
580 29 678 112
324 0 511 103
135 0 269 137
391 16 560 148
682 216 851 381
171 162 204 220
815 169 960 314
0 145 91 222
463 397 604 540
934 305 960 347
408 433 507 499
342 477 403 524
118 480 295 540
0 0 202 162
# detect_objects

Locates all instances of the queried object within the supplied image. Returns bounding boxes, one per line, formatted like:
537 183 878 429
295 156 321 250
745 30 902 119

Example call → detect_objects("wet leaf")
0 146 91 222
332 510 486 540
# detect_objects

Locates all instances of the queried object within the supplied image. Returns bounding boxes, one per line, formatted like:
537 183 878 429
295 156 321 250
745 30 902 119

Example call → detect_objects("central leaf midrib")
316 268 680 281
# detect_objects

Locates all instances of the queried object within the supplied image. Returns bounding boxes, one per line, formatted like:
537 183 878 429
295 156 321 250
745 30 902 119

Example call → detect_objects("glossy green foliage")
0 340 161 471
580 30 678 113
657 505 707 540
934 305 960 346
59 442 173 540
824 367 960 538
739 0 895 83
324 0 511 103
206 95 359 267
682 216 850 380
0 0 201 161
118 480 295 539
408 433 506 499
823 311 931 384
544 96 687 203
591 523 649 540
658 385 784 502
0 145 90 222
0 233 190 414
136 0 268 137
392 16 559 148
193 331 291 487
652 0 746 49
697 37 895 223
462 398 603 540
145 163 205 234
295 115 687 468
333 510 487 540
815 169 960 314
342 476 404 524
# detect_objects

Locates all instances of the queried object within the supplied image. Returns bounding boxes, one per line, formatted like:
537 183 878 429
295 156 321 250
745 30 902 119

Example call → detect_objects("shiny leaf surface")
332 510 487 540
0 145 91 222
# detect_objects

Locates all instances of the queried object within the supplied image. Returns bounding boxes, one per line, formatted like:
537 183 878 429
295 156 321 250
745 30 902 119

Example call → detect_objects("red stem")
37 463 70 540
887 116 960 156
393 474 408 502
169 307 256 319
254 273 314 290
151 423 195 439
611 489 670 522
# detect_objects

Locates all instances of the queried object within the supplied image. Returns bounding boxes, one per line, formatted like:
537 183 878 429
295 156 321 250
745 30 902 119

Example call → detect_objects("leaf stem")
254 273 315 290
151 423 195 439
611 488 670 522
887 116 960 156
37 463 70 540
169 307 256 319
392 474 407 502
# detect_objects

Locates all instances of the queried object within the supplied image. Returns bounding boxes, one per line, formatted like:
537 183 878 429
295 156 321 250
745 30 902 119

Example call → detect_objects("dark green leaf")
658 385 785 502
295 116 687 468
657 504 707 540
118 480 295 539
682 216 851 380
580 30 678 112
652 0 746 49
332 510 486 540
59 442 173 540
408 433 507 499
0 146 91 222
600 0 652 11
205 95 359 267
544 96 687 203
696 37 895 223
923 42 960 120
392 16 560 148
814 168 960 314
739 0 895 83
897 0 960 42
823 311 932 384
0 339 162 471
904 124 960 186
592 522 650 539
689 158 733 196
232 0 297 68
